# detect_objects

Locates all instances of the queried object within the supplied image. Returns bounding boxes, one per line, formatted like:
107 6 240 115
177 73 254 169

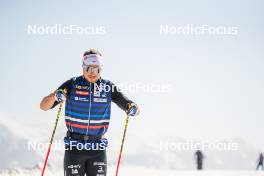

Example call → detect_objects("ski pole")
41 102 63 176
115 113 130 176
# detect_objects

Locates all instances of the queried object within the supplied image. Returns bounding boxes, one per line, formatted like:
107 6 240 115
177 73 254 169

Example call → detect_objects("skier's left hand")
126 103 140 116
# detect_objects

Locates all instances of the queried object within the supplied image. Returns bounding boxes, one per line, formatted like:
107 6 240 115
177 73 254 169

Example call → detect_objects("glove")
126 103 139 116
54 89 67 103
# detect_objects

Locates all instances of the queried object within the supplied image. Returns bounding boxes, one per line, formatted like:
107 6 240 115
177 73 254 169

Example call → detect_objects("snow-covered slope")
0 112 261 172
1 167 264 176
0 123 40 169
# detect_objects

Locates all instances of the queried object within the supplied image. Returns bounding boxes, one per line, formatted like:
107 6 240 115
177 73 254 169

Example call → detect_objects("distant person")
256 153 264 170
195 150 204 170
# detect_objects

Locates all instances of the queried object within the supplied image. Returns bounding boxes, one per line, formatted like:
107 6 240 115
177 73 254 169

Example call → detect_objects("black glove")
126 103 140 116
54 89 67 103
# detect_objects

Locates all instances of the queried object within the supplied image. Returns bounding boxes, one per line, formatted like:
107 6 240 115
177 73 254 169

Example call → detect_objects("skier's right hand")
54 89 66 103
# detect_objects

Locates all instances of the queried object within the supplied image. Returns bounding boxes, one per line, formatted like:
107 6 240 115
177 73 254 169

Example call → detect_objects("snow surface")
0 167 264 176
0 112 263 174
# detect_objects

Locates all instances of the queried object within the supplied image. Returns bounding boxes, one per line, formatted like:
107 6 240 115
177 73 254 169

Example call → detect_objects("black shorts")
64 146 107 176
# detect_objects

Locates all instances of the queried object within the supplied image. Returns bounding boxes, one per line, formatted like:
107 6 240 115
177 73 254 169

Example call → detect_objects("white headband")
82 54 102 66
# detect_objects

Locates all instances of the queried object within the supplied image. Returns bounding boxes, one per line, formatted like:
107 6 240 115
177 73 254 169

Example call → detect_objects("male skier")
40 49 139 176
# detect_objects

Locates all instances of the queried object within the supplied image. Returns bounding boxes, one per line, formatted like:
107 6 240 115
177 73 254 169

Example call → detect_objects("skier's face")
83 65 100 83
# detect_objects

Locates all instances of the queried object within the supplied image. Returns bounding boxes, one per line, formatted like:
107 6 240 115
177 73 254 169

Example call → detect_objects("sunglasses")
83 66 100 74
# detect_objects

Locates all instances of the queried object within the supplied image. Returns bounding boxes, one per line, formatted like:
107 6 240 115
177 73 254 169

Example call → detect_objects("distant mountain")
0 112 261 171
107 134 260 170
0 123 40 169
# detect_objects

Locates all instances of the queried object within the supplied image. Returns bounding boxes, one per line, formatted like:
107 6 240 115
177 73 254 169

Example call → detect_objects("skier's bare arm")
40 92 56 111
40 79 73 111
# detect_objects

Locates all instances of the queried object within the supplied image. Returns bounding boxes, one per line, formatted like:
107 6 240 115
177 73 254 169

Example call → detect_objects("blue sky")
0 0 264 149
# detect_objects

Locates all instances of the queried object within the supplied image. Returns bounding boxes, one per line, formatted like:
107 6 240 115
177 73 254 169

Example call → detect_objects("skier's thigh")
86 150 107 176
64 150 86 176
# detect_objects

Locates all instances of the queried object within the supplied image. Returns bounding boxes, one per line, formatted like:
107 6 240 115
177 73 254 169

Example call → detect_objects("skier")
195 150 204 170
256 153 264 171
40 49 140 176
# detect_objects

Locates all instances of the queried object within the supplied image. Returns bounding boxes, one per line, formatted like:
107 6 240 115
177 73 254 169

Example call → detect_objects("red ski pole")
41 102 63 176
115 113 130 176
